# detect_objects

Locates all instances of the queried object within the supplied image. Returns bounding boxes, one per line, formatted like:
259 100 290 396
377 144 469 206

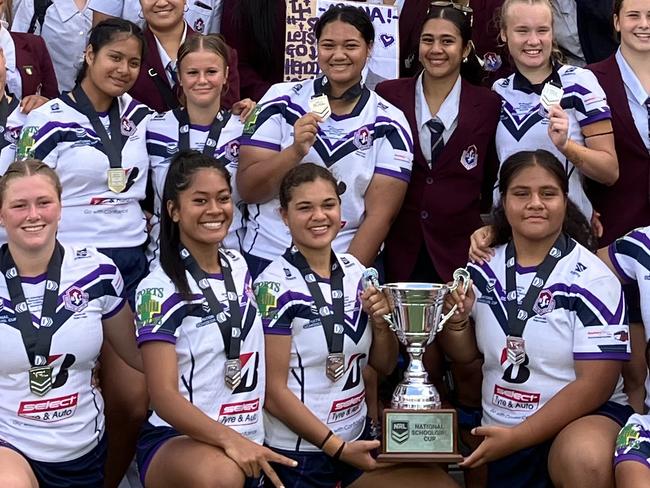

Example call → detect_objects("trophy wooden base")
379 409 463 463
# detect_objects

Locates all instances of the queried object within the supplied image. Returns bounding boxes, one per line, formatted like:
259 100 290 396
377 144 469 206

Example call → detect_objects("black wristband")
333 442 346 460
318 430 334 449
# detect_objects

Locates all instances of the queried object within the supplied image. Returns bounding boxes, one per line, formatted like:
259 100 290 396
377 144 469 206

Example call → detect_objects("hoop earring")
183 2 188 13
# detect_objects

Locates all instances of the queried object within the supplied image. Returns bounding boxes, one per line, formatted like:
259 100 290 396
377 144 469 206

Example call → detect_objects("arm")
237 112 321 203
264 334 380 470
436 283 481 364
347 175 408 266
102 303 143 372
141 341 296 483
548 106 618 186
462 358 622 467
362 287 398 376
596 246 623 282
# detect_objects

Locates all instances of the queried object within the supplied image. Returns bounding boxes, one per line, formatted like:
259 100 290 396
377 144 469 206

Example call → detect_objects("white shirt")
469 239 629 427
415 72 461 164
0 245 125 462
153 24 187 87
615 48 650 153
256 251 371 451
493 64 611 219
136 249 265 443
240 78 414 261
12 0 92 93
87 0 141 24
0 28 22 98
19 93 152 248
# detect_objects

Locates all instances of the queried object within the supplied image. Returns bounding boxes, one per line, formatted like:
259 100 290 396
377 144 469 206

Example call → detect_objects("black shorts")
98 246 148 310
0 435 107 488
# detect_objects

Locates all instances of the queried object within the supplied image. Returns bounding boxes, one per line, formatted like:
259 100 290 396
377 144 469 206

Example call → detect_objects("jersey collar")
513 61 562 95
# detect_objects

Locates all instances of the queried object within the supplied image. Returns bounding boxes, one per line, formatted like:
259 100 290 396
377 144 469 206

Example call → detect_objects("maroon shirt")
376 77 500 281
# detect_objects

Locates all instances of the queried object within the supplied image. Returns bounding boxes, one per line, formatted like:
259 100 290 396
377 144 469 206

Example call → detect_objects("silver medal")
506 336 526 365
326 353 345 382
224 358 242 390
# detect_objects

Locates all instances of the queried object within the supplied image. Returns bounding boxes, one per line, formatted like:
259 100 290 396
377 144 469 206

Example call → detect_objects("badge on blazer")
460 145 478 170
23 65 34 76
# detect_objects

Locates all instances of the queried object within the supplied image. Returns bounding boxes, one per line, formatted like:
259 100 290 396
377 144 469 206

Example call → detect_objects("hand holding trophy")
364 268 471 462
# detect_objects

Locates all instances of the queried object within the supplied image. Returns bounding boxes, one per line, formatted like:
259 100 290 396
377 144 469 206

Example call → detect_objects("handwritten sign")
284 0 400 85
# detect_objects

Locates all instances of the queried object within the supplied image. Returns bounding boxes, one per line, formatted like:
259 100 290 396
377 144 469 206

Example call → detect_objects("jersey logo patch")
63 287 89 313
224 140 240 162
353 127 372 150
136 288 163 327
120 118 136 137
194 18 205 32
533 290 554 316
460 145 478 170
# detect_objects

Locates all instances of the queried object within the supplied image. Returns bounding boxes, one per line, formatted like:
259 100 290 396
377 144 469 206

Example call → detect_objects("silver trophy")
373 268 471 462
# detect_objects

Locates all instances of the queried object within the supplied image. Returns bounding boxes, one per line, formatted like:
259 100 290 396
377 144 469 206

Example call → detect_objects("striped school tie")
426 118 445 168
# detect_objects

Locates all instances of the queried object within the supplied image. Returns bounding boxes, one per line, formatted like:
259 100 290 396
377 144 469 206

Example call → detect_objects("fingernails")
292 461 298 466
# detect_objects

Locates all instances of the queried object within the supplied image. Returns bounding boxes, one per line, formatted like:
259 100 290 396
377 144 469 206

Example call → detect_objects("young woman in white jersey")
134 150 296 488
18 19 151 485
146 34 254 264
256 163 459 488
238 5 413 277
481 0 618 234
442 150 632 488
0 159 141 488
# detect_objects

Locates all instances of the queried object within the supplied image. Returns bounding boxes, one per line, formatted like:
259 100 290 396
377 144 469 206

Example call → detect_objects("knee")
551 441 613 486
1 473 36 488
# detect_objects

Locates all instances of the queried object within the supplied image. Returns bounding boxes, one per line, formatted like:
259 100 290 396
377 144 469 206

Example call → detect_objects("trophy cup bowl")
378 268 470 463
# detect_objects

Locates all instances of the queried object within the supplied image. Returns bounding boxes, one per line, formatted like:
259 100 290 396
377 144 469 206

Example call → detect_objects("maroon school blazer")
587 55 650 246
376 77 500 282
11 31 59 99
129 25 240 112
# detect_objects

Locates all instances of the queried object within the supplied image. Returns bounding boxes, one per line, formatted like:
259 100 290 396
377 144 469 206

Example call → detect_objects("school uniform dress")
587 50 650 247
145 108 245 264
493 63 612 220
128 24 240 113
0 28 58 99
12 0 92 92
469 237 631 487
0 245 125 487
255 249 372 486
134 249 265 485
239 77 413 271
376 75 500 282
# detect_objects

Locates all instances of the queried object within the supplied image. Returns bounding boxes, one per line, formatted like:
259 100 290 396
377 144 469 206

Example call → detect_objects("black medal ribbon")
0 242 64 395
504 233 573 338
180 246 242 365
65 86 126 169
174 107 232 156
315 76 364 102
282 246 346 371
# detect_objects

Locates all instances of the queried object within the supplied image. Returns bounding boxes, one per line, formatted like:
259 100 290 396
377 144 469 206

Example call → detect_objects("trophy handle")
438 268 471 331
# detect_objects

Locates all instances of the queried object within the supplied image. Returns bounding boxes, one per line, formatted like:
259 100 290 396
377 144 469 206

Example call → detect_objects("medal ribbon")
504 233 573 338
0 242 64 366
314 76 365 102
180 247 242 360
174 107 232 156
65 86 126 169
282 246 346 355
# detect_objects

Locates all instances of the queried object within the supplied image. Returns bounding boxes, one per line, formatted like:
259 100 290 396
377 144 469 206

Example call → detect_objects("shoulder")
463 81 501 108
492 74 514 95
120 93 152 119
260 80 311 105
587 54 617 76
62 245 120 276
255 257 288 286
136 267 176 298
375 78 414 100
559 64 603 89
338 253 363 272
147 109 176 126
219 248 249 273
564 241 618 286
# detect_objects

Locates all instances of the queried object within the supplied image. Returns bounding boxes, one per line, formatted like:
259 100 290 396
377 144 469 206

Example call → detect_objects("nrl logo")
390 420 410 444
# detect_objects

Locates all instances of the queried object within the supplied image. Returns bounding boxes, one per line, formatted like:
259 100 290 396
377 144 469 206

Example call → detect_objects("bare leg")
623 323 647 413
616 461 650 488
0 447 39 488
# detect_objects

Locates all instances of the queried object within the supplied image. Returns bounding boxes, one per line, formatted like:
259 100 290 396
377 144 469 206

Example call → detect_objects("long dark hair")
314 5 375 45
492 150 596 251
75 18 145 86
420 4 483 85
159 150 232 297
234 0 283 75
279 163 341 210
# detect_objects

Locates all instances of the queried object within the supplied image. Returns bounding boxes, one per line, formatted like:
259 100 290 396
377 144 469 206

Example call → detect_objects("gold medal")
107 169 127 193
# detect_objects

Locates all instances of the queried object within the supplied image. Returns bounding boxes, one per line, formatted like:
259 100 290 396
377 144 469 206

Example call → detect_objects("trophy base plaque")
378 409 463 463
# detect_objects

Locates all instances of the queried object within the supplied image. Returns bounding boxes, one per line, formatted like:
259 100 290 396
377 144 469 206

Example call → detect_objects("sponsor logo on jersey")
532 290 554 316
614 330 629 342
492 385 540 411
136 288 163 327
233 352 260 394
74 248 90 259
253 281 280 319
353 127 372 150
16 126 38 160
18 392 79 422
327 390 365 424
120 118 136 136
460 145 478 170
63 287 89 313
224 140 240 162
50 103 61 113
243 106 261 136
218 398 260 426
166 142 178 154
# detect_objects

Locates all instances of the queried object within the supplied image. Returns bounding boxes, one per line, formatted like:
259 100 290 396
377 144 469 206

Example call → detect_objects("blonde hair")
0 159 62 207
499 0 565 64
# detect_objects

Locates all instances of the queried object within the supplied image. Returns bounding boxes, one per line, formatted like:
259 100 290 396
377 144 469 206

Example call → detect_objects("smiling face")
502 2 554 73
85 34 142 98
615 0 650 55
168 168 233 253
419 18 469 82
281 178 341 255
317 20 371 90
179 49 228 109
0 174 61 254
140 0 184 31
503 164 566 245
